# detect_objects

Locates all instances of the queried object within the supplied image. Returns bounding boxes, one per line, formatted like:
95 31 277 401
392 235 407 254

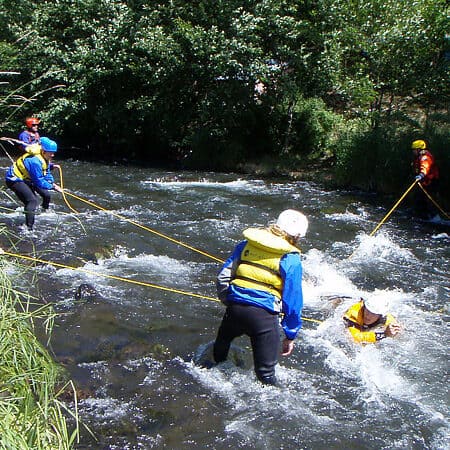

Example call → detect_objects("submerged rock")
75 283 102 301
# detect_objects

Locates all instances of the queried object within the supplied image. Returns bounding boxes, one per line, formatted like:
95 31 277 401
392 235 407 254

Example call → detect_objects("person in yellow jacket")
343 297 402 343
5 137 62 230
213 209 308 385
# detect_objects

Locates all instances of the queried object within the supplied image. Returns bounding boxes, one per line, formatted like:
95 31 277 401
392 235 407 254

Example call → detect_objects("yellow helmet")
411 139 426 150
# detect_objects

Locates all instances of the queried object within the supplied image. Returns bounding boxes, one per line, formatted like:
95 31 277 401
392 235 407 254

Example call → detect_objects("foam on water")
432 232 449 239
80 396 134 425
325 207 370 223
54 249 197 304
302 248 359 307
142 178 269 194
0 205 24 218
348 231 416 262
186 356 337 435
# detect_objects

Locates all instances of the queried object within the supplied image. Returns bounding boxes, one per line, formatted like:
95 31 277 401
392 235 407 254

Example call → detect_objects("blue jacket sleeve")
279 253 303 340
24 157 54 190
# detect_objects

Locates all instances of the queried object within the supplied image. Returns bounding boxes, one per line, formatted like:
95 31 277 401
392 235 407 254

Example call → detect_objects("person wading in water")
18 116 41 150
411 139 440 220
213 209 308 385
5 137 62 230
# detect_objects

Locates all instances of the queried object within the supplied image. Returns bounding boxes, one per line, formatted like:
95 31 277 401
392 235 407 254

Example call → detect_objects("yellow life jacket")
231 228 299 299
13 152 48 181
343 300 396 343
24 143 42 156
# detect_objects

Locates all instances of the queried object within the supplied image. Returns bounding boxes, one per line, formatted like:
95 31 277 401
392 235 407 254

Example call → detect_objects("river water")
0 157 449 449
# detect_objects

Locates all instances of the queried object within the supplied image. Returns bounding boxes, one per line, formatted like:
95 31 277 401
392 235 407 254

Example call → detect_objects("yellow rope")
369 179 418 236
55 166 79 213
2 249 220 302
0 204 20 213
301 317 323 324
0 250 321 324
63 190 225 263
418 183 450 220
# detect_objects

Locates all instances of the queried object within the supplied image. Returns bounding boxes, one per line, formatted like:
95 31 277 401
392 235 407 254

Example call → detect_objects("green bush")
291 97 343 160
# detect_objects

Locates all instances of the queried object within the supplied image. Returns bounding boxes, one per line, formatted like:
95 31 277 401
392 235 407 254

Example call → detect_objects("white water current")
0 158 448 449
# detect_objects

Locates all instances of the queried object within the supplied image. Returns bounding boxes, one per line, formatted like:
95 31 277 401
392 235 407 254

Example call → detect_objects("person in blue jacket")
18 117 41 150
213 209 308 385
5 137 62 230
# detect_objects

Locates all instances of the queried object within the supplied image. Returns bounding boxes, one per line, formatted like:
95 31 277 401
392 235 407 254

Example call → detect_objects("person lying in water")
343 297 402 343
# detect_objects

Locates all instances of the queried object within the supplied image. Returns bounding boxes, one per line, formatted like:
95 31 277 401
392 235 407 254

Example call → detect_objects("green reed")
0 255 79 449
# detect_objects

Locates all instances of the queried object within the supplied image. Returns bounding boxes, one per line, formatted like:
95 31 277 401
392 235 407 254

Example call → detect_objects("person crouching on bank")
5 137 62 231
213 209 308 385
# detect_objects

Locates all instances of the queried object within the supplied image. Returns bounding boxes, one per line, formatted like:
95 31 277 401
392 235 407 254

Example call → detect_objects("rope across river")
0 249 322 324
57 165 224 264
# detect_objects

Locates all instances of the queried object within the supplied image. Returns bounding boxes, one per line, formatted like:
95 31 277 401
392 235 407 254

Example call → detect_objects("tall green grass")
0 255 79 449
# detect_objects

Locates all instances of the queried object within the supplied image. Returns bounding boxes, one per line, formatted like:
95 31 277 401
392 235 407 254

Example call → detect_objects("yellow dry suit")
231 228 299 309
343 300 396 343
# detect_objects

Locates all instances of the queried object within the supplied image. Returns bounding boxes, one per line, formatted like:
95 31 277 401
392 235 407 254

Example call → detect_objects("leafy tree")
319 0 448 116
0 0 447 197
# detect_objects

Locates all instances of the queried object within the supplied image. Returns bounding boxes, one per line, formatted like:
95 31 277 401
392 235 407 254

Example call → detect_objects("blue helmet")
40 137 58 153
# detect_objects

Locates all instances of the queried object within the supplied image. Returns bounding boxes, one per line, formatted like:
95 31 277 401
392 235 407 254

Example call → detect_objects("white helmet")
364 297 389 315
276 209 308 238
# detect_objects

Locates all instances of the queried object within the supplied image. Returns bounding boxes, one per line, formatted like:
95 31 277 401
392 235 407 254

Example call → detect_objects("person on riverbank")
411 139 440 220
343 297 402 343
18 117 41 150
5 137 62 230
213 209 308 385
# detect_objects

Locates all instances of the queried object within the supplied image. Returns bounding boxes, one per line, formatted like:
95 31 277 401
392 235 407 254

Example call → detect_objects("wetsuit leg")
34 186 52 210
247 309 280 385
214 303 280 385
6 180 38 229
213 306 245 363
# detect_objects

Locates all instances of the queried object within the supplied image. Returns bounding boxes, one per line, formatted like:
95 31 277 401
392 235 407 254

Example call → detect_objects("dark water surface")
0 157 448 449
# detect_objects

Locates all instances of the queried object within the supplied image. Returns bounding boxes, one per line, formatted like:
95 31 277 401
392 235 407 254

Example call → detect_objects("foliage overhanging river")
0 156 448 450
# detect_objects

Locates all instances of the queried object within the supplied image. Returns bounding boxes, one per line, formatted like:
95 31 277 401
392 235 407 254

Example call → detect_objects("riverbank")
238 156 449 217
230 160 350 200
0 255 78 449
238 156 343 189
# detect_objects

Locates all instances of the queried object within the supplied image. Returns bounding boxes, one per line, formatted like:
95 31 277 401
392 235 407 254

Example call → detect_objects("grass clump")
0 255 79 449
